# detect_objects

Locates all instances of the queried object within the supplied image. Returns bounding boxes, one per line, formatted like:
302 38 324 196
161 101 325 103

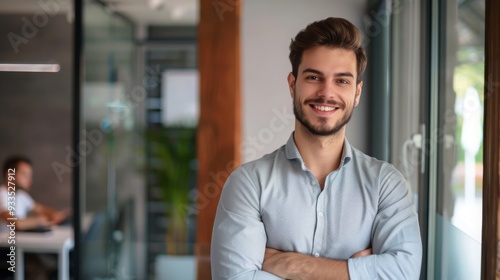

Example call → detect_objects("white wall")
242 0 370 162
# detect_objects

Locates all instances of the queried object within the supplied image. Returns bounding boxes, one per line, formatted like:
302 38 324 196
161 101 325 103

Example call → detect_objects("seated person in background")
0 155 70 231
0 155 71 280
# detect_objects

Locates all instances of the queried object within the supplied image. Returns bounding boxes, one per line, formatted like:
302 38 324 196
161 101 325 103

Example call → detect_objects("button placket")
311 191 325 259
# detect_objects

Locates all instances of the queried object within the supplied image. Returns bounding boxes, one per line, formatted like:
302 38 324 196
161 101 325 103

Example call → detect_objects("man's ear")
287 72 296 98
354 81 363 107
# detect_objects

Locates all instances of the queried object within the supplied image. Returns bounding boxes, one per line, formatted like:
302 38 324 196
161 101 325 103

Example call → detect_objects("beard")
293 89 354 136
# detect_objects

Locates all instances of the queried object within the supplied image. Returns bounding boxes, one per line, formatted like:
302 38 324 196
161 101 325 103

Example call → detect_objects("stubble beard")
292 89 354 137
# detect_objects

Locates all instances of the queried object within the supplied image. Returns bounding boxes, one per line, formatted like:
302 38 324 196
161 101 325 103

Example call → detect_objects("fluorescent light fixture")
0 63 61 73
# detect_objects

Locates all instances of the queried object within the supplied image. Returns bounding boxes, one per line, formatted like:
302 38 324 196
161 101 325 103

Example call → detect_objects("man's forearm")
263 249 349 280
292 255 349 280
16 217 43 230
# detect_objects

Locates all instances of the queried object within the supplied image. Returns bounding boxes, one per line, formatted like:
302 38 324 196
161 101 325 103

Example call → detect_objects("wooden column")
196 0 241 279
481 0 500 279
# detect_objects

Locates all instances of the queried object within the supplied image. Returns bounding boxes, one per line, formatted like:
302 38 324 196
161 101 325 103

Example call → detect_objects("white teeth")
314 105 335 112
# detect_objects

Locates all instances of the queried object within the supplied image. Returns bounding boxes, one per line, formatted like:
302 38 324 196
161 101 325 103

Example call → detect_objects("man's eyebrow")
335 72 355 78
302 68 324 75
302 68 355 79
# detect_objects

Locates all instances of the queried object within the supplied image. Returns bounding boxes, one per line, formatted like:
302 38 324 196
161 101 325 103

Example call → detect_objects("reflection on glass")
436 0 484 279
451 48 484 241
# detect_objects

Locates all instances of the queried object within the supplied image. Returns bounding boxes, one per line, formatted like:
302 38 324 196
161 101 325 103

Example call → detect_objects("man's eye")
307 76 320 81
337 79 349 84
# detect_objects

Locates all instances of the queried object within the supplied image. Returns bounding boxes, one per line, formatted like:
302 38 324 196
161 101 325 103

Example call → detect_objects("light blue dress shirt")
211 133 422 279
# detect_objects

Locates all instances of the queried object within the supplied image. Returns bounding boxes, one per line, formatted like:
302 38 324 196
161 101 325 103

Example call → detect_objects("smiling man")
211 17 422 279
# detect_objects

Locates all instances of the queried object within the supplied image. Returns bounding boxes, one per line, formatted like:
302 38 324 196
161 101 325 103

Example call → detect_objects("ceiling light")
0 64 61 72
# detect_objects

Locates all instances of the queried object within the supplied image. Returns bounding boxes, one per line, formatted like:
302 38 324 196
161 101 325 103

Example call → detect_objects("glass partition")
80 0 143 278
79 3 198 278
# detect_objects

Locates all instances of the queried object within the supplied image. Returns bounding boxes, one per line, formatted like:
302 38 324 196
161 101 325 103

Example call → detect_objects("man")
211 17 422 279
0 156 71 280
0 156 70 230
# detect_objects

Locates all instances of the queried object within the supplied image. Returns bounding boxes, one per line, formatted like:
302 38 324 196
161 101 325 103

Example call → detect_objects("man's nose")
317 79 335 98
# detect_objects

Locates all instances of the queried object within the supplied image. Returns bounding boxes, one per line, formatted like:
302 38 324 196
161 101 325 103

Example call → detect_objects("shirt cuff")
347 257 375 280
253 270 284 279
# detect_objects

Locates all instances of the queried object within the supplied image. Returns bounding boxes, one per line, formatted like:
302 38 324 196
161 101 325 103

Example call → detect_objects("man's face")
288 46 363 136
13 162 33 191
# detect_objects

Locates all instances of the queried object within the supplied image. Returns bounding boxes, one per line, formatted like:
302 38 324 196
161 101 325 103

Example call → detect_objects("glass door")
432 0 485 279
390 1 485 278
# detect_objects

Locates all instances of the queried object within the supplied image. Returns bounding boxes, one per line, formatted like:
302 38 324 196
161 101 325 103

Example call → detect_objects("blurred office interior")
0 0 499 279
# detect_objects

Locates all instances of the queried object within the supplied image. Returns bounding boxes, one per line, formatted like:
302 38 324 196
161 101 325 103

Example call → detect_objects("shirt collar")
285 132 352 168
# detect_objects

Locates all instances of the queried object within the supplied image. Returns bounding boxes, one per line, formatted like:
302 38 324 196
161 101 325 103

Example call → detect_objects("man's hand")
49 208 71 225
33 203 71 225
351 248 372 258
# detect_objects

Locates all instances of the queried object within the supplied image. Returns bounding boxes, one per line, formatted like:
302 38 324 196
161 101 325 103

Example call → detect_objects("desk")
0 226 74 280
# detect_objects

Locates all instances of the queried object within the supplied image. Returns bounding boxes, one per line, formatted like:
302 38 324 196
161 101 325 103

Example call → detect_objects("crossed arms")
211 167 422 280
261 247 372 280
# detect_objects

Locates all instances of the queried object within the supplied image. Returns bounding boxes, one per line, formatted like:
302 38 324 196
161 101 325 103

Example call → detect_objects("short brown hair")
289 17 367 84
3 155 31 181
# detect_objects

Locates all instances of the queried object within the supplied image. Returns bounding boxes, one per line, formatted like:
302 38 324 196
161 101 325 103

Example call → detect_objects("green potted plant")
148 126 196 255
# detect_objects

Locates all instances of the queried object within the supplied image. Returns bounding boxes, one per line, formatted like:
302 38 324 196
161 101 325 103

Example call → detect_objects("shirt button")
314 253 320 257
311 180 316 185
318 212 323 217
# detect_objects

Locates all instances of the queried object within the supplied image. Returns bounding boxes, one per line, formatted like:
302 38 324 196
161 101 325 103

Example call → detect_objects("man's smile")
313 105 336 111
308 103 342 116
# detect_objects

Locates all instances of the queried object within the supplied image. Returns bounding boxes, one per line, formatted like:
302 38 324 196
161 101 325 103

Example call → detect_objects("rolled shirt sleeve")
211 167 283 280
